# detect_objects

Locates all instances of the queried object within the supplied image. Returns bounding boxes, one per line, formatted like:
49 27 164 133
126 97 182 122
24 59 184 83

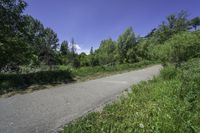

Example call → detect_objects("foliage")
0 69 73 94
153 11 190 43
95 38 117 65
190 17 200 30
0 0 31 70
78 52 90 67
60 41 69 55
160 64 179 80
62 59 200 133
73 60 155 78
166 30 200 65
117 27 137 63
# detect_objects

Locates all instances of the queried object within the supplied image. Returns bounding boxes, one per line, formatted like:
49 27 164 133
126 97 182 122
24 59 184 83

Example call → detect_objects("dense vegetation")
1 0 200 132
62 59 200 133
58 6 200 133
1 1 199 72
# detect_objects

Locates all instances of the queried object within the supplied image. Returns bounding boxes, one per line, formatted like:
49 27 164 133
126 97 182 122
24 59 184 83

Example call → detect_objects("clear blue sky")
25 0 200 53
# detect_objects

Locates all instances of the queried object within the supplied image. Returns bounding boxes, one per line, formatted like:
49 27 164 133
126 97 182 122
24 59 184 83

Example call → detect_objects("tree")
22 15 46 65
190 17 200 30
0 0 31 70
69 38 80 67
153 11 190 43
117 27 136 63
39 28 59 65
60 40 69 55
95 38 116 65
70 38 76 56
79 52 90 66
145 28 156 38
90 47 94 55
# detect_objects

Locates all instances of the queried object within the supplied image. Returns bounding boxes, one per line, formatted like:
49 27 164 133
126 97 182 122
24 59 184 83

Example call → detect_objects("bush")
0 69 73 94
160 64 179 80
166 31 200 65
148 30 200 65
73 60 156 77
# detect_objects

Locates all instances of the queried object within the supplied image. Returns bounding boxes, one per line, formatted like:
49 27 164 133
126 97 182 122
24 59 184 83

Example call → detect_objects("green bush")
73 60 156 78
0 69 73 94
148 30 200 65
165 31 200 64
160 64 179 80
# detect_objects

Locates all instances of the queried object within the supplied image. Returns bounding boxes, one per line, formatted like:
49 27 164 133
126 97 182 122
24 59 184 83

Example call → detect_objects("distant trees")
190 17 200 30
95 39 116 65
90 47 94 55
117 27 137 63
79 52 90 67
60 41 69 55
153 11 190 43
1 2 200 73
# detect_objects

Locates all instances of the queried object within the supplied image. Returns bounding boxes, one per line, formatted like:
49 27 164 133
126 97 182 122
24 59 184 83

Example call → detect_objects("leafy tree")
95 38 116 65
0 0 31 70
153 11 190 43
39 28 59 65
60 40 69 55
70 38 76 56
145 28 157 38
68 38 80 67
22 15 46 65
117 27 136 63
190 17 200 30
90 47 94 55
79 52 90 66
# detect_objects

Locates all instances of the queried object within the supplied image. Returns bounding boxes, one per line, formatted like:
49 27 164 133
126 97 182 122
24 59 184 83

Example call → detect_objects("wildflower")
139 123 144 128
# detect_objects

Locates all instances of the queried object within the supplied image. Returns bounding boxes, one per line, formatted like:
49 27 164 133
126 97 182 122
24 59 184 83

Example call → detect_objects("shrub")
166 31 200 65
0 69 73 94
160 64 179 80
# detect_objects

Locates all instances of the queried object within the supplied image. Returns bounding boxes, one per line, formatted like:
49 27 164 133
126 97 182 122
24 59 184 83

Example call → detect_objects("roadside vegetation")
1 0 160 95
62 59 200 133
60 10 200 133
0 60 155 95
1 1 200 132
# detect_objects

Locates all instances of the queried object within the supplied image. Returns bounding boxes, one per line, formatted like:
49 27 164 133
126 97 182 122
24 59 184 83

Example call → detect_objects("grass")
61 59 200 133
73 60 157 81
0 60 157 96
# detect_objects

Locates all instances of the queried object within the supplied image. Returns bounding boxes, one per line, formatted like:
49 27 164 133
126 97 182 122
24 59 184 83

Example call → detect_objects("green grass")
0 70 73 95
0 60 157 96
61 59 200 133
73 60 157 81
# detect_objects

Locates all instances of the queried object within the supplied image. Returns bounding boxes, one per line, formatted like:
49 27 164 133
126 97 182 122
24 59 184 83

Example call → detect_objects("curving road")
0 65 162 133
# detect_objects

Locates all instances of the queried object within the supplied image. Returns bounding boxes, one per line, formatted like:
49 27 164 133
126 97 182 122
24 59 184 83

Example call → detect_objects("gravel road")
0 65 162 133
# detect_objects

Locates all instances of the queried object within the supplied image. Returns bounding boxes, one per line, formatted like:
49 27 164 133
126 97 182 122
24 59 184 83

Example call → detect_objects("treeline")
1 0 200 72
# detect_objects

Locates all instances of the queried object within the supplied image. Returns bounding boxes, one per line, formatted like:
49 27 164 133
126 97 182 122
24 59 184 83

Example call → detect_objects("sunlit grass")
61 59 200 133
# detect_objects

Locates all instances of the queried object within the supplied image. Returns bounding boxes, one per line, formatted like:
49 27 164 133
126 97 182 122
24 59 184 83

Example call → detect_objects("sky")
24 0 200 53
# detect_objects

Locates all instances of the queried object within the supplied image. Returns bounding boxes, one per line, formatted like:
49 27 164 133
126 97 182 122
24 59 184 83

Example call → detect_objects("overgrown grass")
0 60 156 96
0 70 73 95
73 60 157 81
61 58 200 133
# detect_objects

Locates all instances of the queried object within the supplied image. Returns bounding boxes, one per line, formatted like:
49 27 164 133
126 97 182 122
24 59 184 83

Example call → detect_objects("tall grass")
73 60 156 79
61 58 200 133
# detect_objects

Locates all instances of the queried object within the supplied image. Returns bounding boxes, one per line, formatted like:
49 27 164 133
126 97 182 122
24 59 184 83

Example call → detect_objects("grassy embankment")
61 58 200 133
0 60 156 96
